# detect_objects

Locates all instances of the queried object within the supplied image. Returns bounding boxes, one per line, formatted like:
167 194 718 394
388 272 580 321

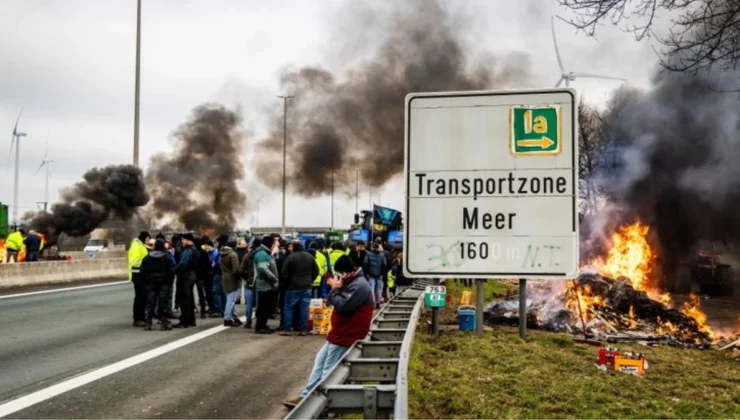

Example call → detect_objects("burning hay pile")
487 220 739 349
486 275 721 348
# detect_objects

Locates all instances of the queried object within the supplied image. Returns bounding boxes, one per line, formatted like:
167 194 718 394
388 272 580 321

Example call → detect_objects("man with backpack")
140 239 175 331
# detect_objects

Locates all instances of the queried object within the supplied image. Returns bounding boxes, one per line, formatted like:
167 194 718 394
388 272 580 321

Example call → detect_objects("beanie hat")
334 255 355 274
182 233 195 242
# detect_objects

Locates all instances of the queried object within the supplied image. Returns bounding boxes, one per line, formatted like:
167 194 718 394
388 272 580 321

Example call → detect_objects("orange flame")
590 220 655 292
681 293 715 340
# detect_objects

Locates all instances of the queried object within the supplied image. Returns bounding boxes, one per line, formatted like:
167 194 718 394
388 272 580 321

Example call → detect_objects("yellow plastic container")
461 290 473 306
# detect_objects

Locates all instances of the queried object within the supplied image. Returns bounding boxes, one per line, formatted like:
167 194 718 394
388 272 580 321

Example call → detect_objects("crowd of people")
128 231 410 333
2 229 44 263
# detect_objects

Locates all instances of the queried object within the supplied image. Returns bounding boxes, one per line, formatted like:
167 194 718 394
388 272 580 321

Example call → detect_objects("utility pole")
330 169 335 229
133 0 142 167
255 197 261 227
355 170 359 214
13 133 21 224
278 95 293 236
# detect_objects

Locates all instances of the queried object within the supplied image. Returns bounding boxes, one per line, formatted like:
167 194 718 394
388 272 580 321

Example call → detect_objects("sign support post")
432 278 440 337
475 279 484 336
519 278 527 339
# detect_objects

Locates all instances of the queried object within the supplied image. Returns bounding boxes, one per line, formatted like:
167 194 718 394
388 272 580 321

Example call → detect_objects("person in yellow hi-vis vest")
128 231 151 327
329 242 347 271
5 229 24 263
309 242 329 299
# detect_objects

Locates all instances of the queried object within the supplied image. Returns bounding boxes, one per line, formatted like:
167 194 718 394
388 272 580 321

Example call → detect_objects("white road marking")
0 319 243 418
0 281 128 300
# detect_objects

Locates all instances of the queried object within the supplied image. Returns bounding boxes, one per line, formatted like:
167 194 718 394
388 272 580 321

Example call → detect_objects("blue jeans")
300 342 350 397
283 289 311 332
243 287 255 322
212 274 224 314
368 277 382 304
224 289 240 321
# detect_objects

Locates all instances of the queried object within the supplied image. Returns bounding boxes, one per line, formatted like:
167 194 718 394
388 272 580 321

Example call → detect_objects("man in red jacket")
283 255 374 408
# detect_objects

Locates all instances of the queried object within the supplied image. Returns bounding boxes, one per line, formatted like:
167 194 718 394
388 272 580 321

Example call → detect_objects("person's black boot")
144 319 153 331
133 320 146 328
244 320 252 329
160 318 172 331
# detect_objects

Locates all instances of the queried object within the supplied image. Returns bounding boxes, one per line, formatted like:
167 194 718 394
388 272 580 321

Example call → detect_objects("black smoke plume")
587 69 740 287
255 0 532 196
28 165 149 242
146 103 246 234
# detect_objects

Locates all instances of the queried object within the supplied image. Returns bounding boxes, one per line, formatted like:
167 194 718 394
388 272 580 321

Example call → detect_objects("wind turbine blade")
555 77 564 87
36 160 46 174
12 108 24 136
551 17 565 74
569 72 627 81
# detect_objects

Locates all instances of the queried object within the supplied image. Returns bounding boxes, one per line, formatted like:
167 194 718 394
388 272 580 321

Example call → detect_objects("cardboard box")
614 354 647 377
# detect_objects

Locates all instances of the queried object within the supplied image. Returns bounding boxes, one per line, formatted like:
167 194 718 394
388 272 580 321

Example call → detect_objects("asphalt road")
0 281 324 419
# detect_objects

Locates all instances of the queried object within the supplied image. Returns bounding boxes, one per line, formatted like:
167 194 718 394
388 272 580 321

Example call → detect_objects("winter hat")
226 237 238 248
182 233 195 242
334 255 355 274
154 239 166 251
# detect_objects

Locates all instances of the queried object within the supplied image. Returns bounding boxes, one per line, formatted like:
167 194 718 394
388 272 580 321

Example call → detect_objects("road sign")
403 88 579 279
510 105 561 155
424 285 447 308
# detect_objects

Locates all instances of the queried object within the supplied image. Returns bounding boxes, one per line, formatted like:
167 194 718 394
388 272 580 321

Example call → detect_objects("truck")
675 240 736 296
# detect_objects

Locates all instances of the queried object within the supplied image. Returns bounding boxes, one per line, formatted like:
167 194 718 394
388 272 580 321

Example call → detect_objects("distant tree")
578 99 608 214
558 0 740 73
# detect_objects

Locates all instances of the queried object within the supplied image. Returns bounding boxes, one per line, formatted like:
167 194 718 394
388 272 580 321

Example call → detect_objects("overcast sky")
0 0 664 230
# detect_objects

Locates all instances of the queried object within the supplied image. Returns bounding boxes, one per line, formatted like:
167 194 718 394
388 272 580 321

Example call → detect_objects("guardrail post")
363 386 378 419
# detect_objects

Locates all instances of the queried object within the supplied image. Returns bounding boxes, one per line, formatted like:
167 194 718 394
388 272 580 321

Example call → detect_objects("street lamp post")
133 0 142 167
277 95 293 236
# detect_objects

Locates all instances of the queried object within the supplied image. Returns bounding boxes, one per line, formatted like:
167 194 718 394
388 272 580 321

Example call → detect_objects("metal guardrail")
285 279 432 419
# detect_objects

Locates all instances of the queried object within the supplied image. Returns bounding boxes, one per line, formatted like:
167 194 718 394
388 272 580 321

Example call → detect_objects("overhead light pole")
133 0 142 167
277 95 293 236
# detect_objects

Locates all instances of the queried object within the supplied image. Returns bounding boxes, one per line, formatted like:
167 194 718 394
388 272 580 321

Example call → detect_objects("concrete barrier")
65 251 128 260
0 258 127 289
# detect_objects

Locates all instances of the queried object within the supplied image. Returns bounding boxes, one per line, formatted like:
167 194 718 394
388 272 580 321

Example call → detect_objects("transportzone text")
414 172 570 232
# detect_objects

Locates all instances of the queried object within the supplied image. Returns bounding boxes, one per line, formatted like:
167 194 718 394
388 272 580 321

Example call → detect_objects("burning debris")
487 220 739 348
146 103 246 234
486 275 721 347
26 165 149 243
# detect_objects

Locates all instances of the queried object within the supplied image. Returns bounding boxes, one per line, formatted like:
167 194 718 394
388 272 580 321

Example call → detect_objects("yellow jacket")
127 238 149 281
6 231 23 251
329 249 346 271
313 251 328 286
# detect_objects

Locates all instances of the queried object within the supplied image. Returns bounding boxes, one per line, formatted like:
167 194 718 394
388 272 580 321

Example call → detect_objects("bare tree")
578 99 608 214
558 0 740 72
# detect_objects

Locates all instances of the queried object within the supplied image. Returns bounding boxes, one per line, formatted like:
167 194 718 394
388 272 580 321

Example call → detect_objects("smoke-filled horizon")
585 68 740 287
27 165 149 243
254 0 533 197
145 103 246 235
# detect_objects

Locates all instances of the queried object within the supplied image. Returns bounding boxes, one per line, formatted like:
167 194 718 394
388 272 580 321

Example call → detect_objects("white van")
83 239 110 252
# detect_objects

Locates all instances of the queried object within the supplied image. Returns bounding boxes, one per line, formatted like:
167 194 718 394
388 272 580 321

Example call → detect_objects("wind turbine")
552 17 627 87
8 109 26 225
36 142 54 213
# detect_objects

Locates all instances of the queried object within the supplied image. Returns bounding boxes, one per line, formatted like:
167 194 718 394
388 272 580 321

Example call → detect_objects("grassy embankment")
408 280 740 419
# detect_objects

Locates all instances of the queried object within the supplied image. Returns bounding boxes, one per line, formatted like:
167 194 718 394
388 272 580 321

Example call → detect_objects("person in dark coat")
140 239 175 331
349 241 367 269
279 241 319 335
173 233 199 328
23 230 42 262
363 242 386 308
221 238 242 327
195 237 215 319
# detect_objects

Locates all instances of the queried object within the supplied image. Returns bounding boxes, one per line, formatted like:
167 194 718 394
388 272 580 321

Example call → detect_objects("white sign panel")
403 88 579 279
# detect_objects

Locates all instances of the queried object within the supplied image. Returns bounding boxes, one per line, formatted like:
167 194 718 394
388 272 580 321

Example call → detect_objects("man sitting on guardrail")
283 254 374 409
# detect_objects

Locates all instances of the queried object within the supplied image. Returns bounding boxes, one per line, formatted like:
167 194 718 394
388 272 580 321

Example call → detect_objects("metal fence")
284 279 432 419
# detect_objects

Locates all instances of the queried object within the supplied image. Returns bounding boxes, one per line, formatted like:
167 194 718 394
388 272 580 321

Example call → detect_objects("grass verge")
409 281 740 419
